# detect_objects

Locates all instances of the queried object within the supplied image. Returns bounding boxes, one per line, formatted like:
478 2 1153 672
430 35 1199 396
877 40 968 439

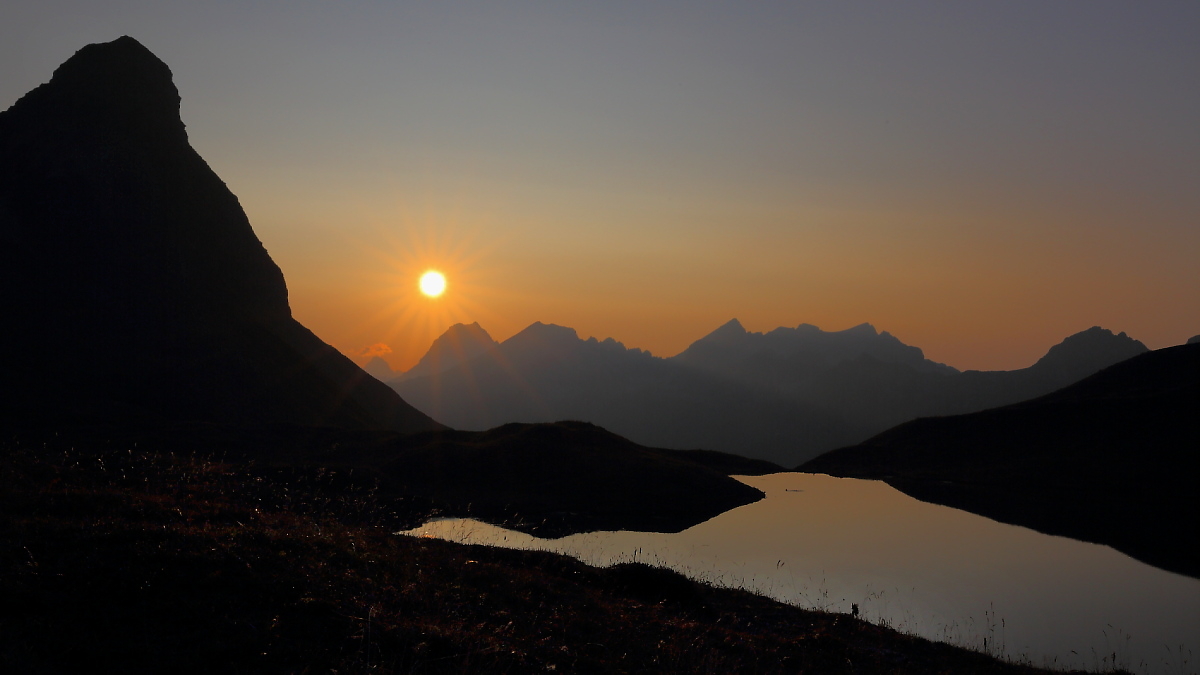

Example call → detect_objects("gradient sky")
3 1 1197 371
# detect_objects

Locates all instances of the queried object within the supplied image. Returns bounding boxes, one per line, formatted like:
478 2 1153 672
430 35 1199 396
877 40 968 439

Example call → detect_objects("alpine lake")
400 473 1199 674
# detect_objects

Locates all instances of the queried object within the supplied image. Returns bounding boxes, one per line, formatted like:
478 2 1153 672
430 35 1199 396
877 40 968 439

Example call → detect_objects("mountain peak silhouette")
694 319 748 345
434 322 496 350
511 322 581 344
1 35 288 320
399 322 498 381
1029 327 1148 380
452 321 488 334
0 37 441 432
8 36 183 143
845 322 879 335
673 318 952 378
502 323 585 362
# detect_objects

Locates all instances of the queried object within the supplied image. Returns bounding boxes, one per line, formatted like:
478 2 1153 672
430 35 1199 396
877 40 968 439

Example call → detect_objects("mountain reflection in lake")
398 473 1198 674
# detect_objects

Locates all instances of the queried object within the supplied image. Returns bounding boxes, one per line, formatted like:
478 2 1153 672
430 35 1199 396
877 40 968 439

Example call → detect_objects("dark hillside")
3 415 770 538
374 421 772 536
802 344 1200 578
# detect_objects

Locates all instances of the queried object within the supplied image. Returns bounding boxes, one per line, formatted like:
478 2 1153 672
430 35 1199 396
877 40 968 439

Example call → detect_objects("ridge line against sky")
3 1 1197 371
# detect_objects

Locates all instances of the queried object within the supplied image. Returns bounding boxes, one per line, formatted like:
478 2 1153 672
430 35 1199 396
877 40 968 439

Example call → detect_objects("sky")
3 1 1197 371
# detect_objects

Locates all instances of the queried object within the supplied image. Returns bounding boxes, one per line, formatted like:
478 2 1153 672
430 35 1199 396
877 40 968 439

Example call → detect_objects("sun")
357 221 502 371
419 270 446 297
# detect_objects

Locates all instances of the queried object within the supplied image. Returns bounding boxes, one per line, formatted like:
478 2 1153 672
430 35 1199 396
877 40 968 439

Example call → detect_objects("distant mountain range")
802 343 1200 578
387 320 1151 465
384 322 854 464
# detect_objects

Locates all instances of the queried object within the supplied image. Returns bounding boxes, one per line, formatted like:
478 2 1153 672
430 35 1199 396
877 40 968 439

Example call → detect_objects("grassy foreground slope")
1 427 1104 674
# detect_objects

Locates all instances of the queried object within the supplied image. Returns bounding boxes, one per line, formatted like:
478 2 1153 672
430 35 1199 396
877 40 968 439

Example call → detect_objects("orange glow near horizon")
251 88 1200 379
8 4 1198 378
277 203 1198 376
317 215 517 374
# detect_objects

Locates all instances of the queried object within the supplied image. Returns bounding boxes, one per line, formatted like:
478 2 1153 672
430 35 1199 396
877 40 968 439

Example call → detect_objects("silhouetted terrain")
390 320 1149 465
361 421 775 536
792 325 1150 433
802 343 1200 578
1 426 1083 674
0 36 1164 673
673 319 957 380
4 414 775 538
0 36 439 433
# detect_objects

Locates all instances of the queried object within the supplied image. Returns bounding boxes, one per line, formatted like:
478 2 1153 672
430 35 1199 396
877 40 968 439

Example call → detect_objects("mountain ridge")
672 319 957 379
390 319 1149 464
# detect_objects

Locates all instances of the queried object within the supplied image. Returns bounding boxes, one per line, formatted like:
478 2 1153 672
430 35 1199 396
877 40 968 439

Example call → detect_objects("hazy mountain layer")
0 37 440 432
802 343 1200 578
396 321 498 382
390 322 859 464
672 319 958 381
390 320 1150 465
789 325 1149 432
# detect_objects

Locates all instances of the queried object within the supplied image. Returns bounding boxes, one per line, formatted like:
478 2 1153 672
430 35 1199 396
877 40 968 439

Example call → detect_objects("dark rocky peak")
0 37 440 432
1030 327 1148 379
3 36 185 145
0 36 288 322
1188 335 1200 345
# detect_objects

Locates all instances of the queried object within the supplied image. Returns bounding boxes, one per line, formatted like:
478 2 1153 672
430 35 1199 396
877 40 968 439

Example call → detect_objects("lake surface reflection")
398 473 1198 674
